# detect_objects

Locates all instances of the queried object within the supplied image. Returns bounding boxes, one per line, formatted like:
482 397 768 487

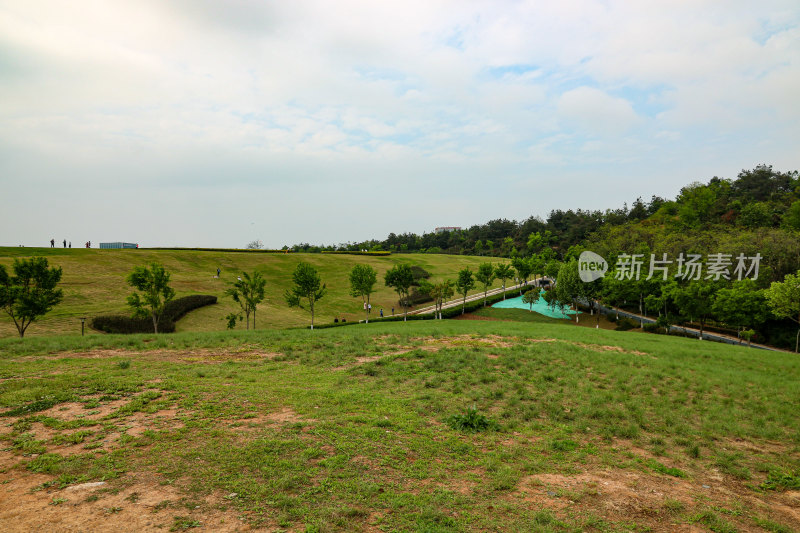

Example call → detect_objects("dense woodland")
292 165 800 270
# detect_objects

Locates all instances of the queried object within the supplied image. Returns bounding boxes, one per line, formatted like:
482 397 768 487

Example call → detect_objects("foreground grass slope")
1 320 798 531
0 247 504 337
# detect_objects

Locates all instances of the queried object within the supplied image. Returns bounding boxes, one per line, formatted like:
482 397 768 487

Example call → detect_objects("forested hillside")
296 165 799 273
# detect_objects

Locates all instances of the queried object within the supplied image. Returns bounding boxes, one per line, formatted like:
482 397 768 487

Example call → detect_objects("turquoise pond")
491 291 579 320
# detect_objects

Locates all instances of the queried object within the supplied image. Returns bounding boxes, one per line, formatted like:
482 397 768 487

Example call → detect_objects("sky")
1 0 798 249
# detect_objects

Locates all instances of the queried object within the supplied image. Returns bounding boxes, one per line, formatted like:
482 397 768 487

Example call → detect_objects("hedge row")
320 251 392 256
91 295 218 334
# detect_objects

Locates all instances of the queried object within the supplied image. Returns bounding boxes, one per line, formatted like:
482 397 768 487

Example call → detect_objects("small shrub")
760 471 800 491
642 323 662 334
615 317 638 331
118 361 130 370
646 459 687 478
447 405 499 432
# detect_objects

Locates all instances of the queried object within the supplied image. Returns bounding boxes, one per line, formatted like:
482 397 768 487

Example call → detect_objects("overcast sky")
1 1 798 249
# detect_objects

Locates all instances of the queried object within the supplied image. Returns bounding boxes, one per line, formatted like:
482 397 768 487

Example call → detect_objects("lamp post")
80 317 86 336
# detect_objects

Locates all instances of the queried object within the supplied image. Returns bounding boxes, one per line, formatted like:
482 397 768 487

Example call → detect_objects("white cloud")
557 87 640 135
0 0 798 247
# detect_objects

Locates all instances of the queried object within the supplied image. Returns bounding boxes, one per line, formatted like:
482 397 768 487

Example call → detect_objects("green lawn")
1 320 798 531
0 248 507 337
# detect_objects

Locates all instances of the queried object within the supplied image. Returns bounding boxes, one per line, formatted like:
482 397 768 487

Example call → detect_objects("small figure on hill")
334 317 339 323
341 317 346 322
380 308 383 318
216 267 221 278
68 242 71 248
368 303 372 314
391 307 394 315
62 239 66 248
50 238 54 248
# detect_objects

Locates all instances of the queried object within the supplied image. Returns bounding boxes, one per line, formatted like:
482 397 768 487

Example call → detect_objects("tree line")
3 255 800 352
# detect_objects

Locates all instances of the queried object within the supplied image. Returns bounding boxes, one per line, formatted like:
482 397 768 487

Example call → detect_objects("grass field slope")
0 247 505 337
0 320 798 531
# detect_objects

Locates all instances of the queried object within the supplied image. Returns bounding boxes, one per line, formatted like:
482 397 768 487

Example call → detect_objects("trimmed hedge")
91 295 218 334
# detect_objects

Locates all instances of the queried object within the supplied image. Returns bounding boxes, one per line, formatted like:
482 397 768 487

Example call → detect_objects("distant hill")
0 248 504 338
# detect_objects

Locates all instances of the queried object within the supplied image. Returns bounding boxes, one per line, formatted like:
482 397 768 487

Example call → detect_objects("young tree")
494 263 514 300
385 264 414 321
764 270 800 352
285 262 326 330
555 260 584 323
455 268 475 315
349 264 378 324
226 271 267 330
522 289 540 311
671 281 719 339
438 279 454 319
475 262 495 307
714 280 769 346
0 257 63 338
512 256 533 295
126 262 175 334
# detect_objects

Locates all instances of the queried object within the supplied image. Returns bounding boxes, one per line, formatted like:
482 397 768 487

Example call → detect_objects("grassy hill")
0 247 507 338
0 320 798 531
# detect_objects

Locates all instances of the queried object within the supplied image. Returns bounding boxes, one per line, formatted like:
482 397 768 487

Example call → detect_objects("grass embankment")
0 247 505 337
1 321 798 531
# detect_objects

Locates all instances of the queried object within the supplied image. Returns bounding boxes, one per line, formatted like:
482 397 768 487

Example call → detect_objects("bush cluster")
91 295 217 334
615 317 639 331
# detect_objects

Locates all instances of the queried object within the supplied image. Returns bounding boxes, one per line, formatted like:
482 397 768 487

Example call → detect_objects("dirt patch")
39 398 129 421
511 467 800 531
574 343 649 356
228 407 312 438
412 334 520 349
117 409 184 439
332 354 390 371
0 466 261 532
11 348 284 364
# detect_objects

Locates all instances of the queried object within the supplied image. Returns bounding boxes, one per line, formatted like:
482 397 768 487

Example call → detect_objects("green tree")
512 256 533 295
671 281 719 339
474 240 484 256
349 264 378 323
526 231 552 254
738 202 773 228
475 262 495 307
555 260 584 323
455 268 475 315
225 271 267 330
522 289 540 311
284 262 326 330
385 264 414 321
494 263 514 300
714 280 769 347
126 262 175 334
782 200 800 230
0 257 63 338
764 270 800 352
600 273 636 321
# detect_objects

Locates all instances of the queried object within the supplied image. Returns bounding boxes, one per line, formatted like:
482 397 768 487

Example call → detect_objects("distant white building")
434 226 461 234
